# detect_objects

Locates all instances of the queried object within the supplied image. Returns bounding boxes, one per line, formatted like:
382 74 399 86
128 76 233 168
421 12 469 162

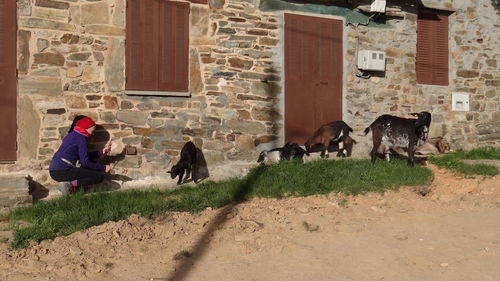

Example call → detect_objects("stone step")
0 175 31 209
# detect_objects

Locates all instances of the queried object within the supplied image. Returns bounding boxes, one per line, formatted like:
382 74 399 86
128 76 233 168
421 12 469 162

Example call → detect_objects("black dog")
168 141 209 185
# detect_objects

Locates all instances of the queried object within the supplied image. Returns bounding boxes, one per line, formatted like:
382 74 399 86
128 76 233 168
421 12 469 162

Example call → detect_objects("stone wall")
342 0 499 154
10 0 283 184
3 0 499 185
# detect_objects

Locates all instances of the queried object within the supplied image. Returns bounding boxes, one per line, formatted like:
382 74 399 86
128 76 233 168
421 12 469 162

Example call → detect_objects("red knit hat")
75 117 96 129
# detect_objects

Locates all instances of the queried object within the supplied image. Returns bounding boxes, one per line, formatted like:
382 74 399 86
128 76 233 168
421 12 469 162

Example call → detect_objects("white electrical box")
371 0 386 13
357 50 386 71
452 93 470 111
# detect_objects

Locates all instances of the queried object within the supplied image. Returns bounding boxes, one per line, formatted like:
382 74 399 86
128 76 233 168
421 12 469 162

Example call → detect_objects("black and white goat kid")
257 142 308 165
364 112 432 166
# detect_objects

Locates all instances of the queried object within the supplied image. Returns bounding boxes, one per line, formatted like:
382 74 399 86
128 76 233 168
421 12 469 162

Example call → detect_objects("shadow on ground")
162 165 266 281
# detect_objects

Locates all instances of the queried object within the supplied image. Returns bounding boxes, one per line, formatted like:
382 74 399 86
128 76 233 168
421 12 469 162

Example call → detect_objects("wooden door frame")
282 12 346 145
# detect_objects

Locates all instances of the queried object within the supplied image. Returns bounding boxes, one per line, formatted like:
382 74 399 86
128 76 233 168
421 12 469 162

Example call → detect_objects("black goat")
168 141 209 185
364 112 432 166
257 142 308 165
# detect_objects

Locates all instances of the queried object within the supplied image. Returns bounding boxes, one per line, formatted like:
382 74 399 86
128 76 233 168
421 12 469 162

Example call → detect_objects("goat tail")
363 127 371 135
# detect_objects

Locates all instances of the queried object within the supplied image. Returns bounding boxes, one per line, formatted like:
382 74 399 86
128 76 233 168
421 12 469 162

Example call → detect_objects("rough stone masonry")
3 0 499 188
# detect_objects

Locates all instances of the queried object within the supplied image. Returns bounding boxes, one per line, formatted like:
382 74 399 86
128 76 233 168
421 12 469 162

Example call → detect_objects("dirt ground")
1 164 499 281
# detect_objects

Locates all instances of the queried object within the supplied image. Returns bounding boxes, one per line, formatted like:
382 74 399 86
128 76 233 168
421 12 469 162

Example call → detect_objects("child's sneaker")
57 182 72 195
68 186 78 194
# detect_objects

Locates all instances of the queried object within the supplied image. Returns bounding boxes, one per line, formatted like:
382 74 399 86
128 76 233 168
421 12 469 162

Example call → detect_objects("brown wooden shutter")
158 1 189 92
0 0 17 161
433 14 449 85
126 0 160 90
416 14 434 84
417 11 449 86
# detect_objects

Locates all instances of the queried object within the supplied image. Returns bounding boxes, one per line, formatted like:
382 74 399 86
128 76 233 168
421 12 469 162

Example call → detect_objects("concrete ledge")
0 175 31 209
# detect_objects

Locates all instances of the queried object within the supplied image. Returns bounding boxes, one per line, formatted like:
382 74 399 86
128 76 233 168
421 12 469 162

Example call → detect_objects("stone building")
0 0 498 188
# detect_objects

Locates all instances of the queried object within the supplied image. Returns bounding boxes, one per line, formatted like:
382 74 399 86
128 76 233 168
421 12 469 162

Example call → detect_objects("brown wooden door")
285 14 343 145
0 0 17 161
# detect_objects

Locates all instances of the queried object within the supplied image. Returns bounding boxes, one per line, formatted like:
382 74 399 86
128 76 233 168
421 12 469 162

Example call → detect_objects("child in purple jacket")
49 116 112 194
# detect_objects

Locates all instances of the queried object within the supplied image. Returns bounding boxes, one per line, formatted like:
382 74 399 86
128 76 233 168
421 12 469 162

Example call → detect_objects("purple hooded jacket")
49 130 105 171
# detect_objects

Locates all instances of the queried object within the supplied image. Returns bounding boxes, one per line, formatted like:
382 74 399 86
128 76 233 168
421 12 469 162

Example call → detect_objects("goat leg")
177 169 185 185
184 166 192 183
371 140 382 164
407 144 415 167
385 153 391 162
336 140 346 158
370 147 377 164
322 144 330 158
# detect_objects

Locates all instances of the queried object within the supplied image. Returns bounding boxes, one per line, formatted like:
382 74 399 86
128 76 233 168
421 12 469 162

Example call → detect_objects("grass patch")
173 250 192 260
303 221 320 232
338 198 349 208
0 214 8 222
104 262 114 269
8 158 431 249
0 237 8 244
429 147 500 176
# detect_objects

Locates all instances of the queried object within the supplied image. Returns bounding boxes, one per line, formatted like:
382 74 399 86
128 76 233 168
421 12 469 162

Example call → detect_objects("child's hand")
102 140 112 155
105 164 113 173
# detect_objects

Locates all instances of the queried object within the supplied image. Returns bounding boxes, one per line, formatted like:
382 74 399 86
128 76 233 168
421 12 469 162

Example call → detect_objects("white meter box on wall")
371 0 386 13
452 93 470 111
357 50 386 71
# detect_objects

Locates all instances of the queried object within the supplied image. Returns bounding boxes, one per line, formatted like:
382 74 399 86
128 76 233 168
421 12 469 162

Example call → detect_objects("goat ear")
410 112 419 117
166 171 171 173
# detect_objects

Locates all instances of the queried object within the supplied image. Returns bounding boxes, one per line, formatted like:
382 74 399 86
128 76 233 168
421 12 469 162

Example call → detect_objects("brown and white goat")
415 137 450 156
305 121 353 158
337 135 357 157
364 112 432 166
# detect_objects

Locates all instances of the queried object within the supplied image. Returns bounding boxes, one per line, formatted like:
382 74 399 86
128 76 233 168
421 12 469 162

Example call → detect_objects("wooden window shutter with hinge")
158 1 189 92
125 0 160 91
417 12 449 86
433 14 449 85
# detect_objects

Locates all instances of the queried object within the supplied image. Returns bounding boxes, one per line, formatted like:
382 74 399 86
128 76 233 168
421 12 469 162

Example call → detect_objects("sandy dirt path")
1 164 499 281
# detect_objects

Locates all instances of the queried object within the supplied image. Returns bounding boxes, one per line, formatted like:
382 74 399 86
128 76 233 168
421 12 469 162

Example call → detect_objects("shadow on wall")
494 0 500 10
28 176 49 203
88 125 135 189
88 124 111 152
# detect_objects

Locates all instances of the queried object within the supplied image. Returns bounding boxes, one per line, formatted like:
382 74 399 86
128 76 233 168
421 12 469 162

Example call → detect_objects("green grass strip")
429 147 500 176
8 158 431 249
